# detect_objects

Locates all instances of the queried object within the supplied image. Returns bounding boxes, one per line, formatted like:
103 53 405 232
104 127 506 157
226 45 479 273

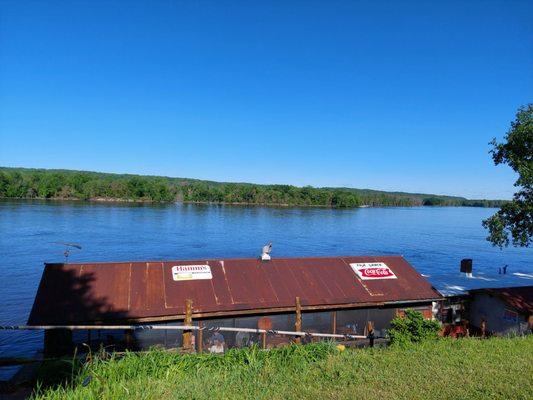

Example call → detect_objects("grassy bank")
33 336 533 400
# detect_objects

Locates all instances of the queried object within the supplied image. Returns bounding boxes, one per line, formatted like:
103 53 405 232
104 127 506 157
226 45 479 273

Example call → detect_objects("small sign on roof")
172 265 212 281
350 262 397 280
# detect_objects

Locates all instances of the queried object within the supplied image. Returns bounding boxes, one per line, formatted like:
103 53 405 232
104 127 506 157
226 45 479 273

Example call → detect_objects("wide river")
0 200 531 378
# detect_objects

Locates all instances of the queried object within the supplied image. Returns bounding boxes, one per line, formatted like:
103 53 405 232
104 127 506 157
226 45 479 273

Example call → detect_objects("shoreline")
0 196 500 209
0 196 368 208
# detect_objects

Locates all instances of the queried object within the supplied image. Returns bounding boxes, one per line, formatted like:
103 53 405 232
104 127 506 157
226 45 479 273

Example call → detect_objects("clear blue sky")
0 1 531 199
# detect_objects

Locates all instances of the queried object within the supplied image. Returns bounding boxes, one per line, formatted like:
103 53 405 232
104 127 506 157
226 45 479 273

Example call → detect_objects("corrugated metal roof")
470 285 533 314
28 255 442 325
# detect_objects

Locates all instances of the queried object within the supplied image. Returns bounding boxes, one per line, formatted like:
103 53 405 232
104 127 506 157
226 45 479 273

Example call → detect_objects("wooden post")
480 318 486 338
183 299 193 350
367 321 374 347
295 296 302 344
331 311 337 335
261 332 267 349
198 321 203 353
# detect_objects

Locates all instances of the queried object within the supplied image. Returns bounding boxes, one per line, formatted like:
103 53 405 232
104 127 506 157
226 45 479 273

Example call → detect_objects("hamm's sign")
350 262 397 280
172 265 213 281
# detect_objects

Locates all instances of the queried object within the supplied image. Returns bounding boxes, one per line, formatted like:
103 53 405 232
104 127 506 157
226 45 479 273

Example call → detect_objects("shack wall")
59 302 435 355
129 304 433 352
469 293 529 335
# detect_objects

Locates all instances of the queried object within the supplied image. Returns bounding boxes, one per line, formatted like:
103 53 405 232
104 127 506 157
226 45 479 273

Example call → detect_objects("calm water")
0 200 531 378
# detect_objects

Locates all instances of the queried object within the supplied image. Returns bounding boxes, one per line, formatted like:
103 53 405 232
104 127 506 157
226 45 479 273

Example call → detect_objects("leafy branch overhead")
483 104 533 247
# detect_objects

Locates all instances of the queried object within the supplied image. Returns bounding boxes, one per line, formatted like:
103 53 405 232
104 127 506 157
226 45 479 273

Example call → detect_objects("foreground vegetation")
0 167 504 208
33 336 532 400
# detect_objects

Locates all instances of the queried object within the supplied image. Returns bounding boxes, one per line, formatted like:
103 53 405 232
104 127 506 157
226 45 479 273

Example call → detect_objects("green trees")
331 190 360 207
0 167 507 208
483 104 532 247
423 197 446 206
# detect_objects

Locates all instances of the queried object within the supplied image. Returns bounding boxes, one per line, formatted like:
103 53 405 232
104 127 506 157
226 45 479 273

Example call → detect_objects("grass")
33 336 533 400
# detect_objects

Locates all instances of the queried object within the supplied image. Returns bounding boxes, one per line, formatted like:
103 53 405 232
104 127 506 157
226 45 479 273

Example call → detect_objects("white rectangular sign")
350 262 397 280
172 265 212 281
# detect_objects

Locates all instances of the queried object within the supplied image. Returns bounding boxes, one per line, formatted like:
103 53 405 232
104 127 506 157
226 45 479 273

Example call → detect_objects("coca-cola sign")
350 262 397 280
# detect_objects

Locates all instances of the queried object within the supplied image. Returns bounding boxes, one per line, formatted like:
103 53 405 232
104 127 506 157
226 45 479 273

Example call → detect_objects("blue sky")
0 1 531 199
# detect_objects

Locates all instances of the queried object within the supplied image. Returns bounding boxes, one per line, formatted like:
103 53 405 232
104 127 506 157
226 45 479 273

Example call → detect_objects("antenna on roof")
52 242 82 263
261 242 272 261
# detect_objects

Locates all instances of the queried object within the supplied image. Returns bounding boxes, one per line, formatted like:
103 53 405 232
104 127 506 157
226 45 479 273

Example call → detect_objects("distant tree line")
0 167 505 208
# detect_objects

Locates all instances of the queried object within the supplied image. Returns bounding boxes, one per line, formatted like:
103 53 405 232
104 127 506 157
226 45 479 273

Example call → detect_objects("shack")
467 286 532 336
27 255 442 354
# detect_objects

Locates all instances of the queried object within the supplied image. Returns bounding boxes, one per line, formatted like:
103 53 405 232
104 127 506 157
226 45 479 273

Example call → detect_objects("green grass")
33 337 533 400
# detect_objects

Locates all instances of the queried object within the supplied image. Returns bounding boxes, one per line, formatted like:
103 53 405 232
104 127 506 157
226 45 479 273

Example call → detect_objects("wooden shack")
27 255 442 354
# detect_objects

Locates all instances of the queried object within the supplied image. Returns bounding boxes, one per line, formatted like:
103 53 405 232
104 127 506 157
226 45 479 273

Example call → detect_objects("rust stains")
28 255 442 325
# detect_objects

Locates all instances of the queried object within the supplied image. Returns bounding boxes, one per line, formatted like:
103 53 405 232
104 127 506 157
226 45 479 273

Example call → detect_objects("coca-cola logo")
350 262 397 280
359 267 394 277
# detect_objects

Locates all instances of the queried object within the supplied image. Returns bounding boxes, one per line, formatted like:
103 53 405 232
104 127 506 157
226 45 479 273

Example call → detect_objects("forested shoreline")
0 167 506 208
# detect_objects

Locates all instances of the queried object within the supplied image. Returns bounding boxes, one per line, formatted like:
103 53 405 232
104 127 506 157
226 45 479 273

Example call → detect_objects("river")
0 199 531 379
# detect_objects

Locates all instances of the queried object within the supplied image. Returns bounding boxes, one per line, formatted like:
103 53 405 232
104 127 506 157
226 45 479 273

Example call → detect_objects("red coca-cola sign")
350 262 397 280
359 267 395 278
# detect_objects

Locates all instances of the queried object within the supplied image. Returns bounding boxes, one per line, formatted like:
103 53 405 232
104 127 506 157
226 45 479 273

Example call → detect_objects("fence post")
183 299 193 350
198 320 203 353
331 311 337 335
295 296 302 344
367 321 374 347
261 332 267 349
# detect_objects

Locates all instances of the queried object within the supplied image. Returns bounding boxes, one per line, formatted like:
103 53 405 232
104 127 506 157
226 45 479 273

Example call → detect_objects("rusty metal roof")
28 255 442 325
470 286 533 314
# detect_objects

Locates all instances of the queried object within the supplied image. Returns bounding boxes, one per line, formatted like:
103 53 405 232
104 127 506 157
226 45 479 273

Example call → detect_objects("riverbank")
0 197 372 208
0 167 506 208
32 337 532 400
0 195 504 209
0 196 505 210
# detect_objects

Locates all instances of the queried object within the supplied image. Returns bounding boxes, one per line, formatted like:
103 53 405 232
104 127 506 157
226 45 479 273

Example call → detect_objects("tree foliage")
483 104 533 247
0 167 506 208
